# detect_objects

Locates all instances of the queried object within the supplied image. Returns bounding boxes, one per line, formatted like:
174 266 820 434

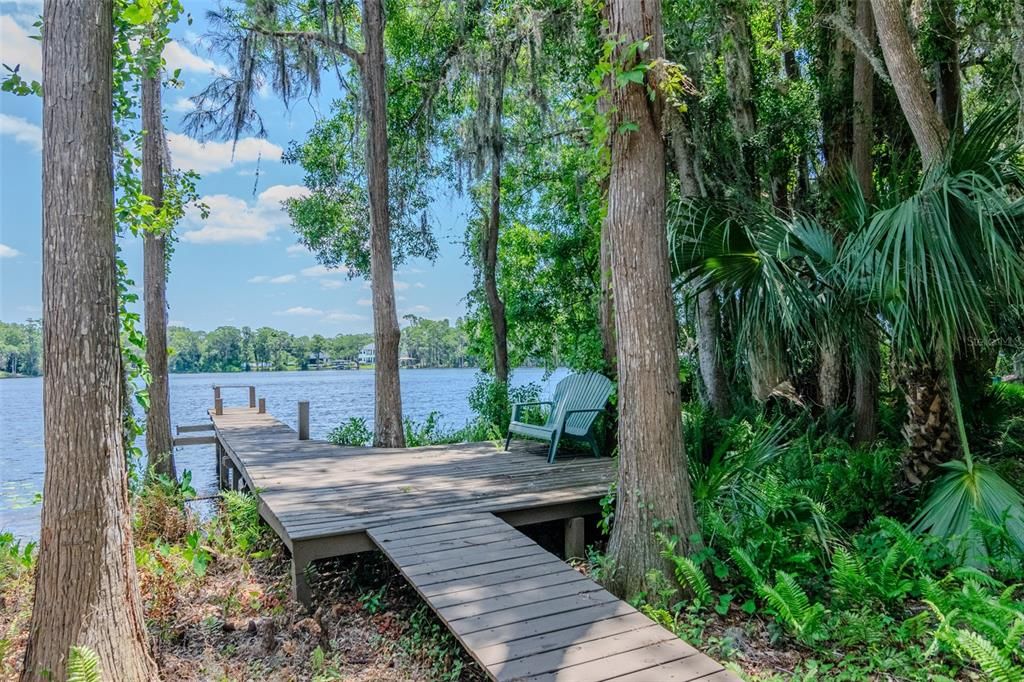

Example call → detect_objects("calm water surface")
0 367 566 540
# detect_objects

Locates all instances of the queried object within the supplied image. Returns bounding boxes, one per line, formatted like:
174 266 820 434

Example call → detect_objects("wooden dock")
207 403 738 681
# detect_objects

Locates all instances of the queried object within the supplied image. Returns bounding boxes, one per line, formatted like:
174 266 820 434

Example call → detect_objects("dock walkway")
206 404 737 681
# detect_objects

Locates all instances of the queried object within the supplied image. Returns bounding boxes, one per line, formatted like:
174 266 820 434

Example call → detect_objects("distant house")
308 351 329 368
358 343 375 365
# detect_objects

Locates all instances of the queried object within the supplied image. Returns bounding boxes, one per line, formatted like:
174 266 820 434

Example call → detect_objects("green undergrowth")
589 401 1024 680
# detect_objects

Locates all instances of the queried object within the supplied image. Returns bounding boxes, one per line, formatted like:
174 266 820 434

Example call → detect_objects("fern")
66 646 101 682
758 571 828 643
947 628 1024 682
729 546 763 586
830 546 871 606
670 554 713 606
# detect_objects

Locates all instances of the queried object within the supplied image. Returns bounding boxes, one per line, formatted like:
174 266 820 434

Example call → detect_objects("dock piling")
248 386 256 408
298 401 310 440
258 397 266 414
214 398 223 416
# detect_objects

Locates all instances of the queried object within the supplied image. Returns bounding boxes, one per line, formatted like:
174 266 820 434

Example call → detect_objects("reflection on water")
0 367 565 540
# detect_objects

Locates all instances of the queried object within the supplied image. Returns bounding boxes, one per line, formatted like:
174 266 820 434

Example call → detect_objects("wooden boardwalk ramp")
204 403 739 682
369 513 735 681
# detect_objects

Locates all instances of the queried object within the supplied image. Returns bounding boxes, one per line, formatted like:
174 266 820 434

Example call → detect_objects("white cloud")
278 306 322 316
170 97 195 113
163 40 228 77
0 113 40 151
0 243 21 258
269 274 296 284
414 282 426 289
320 279 344 290
248 275 270 283
286 244 309 255
402 305 431 315
301 264 347 277
0 16 41 81
167 133 283 174
324 311 366 322
181 184 308 244
356 298 372 306
393 280 410 291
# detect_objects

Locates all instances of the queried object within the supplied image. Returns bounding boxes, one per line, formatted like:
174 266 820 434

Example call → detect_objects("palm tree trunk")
605 0 699 598
852 0 876 204
23 1 158 678
901 364 958 484
142 68 175 479
363 0 405 447
818 338 845 409
853 342 879 444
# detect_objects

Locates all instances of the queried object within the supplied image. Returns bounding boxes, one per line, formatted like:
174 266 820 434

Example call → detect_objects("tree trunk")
363 0 405 448
668 107 730 416
142 69 175 480
852 0 876 204
605 0 699 598
483 50 510 385
901 364 958 484
871 0 949 165
818 338 845 409
598 183 617 379
22 1 158 679
723 0 759 194
930 0 962 134
853 342 879 444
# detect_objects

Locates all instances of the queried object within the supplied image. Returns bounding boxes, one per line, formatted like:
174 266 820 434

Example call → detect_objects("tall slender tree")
605 0 700 596
22 1 158 679
142 65 175 478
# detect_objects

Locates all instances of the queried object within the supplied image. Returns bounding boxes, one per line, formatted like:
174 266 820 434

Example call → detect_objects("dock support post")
248 386 256 408
291 542 313 607
298 401 310 440
213 386 221 402
258 397 266 414
217 442 228 490
215 398 223 416
564 516 585 560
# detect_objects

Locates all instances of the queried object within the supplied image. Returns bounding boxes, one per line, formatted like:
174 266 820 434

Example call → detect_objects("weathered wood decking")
209 405 738 681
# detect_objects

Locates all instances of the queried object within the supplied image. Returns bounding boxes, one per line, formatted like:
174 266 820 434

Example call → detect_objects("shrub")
328 417 373 447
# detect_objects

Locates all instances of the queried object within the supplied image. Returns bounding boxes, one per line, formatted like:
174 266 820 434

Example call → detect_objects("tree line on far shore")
0 316 479 377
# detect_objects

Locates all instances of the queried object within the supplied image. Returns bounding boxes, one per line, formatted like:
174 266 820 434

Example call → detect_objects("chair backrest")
548 372 613 436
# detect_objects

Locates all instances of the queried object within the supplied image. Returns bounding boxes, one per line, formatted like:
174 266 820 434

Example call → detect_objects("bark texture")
142 69 175 479
363 0 405 447
723 0 759 193
483 49 510 385
901 365 958 484
851 0 876 204
871 0 949 165
930 0 961 133
598 189 617 379
853 342 880 444
818 338 845 409
605 0 699 597
23 1 159 679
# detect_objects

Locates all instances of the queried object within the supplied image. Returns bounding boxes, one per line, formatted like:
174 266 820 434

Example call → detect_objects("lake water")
0 367 566 540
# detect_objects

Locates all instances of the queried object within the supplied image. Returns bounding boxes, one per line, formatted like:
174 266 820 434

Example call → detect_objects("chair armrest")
512 401 552 422
561 408 606 429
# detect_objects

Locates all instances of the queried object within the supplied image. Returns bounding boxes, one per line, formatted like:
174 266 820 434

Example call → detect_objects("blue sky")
0 1 474 335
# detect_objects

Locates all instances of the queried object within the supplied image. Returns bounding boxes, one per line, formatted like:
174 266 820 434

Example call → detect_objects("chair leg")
587 434 601 459
504 432 513 451
548 432 562 464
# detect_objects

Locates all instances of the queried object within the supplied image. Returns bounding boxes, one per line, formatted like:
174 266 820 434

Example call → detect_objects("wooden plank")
438 576 601 620
430 571 591 610
473 612 655 667
176 423 214 433
403 543 549 578
173 435 217 446
377 520 519 550
389 533 538 564
460 601 637 650
518 640 715 682
418 559 573 599
610 667 740 682
491 624 676 681
448 590 621 635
